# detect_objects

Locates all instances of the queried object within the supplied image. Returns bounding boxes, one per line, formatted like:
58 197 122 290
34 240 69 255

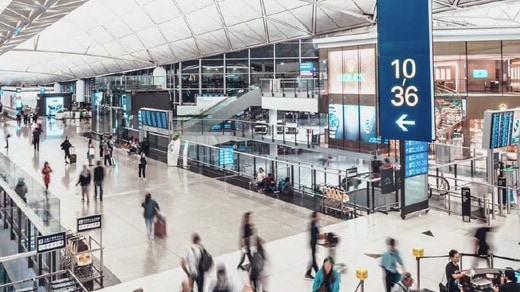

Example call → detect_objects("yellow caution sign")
356 268 368 280
413 248 424 257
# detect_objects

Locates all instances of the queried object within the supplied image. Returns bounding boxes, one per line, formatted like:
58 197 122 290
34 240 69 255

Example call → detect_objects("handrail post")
416 257 421 290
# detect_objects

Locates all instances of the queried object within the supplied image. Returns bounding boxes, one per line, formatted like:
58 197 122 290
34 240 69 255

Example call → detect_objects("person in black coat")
495 269 520 292
76 165 92 203
60 136 72 163
93 161 105 201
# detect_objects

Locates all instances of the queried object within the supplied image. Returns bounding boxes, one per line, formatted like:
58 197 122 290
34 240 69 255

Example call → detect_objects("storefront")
315 28 520 152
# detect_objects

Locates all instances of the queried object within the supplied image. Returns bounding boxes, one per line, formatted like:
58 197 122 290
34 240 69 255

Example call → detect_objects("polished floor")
2 119 520 292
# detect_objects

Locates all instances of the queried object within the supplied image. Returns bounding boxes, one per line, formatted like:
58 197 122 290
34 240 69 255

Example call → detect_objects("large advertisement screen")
46 97 64 116
359 106 376 143
328 48 376 95
344 105 360 140
328 104 344 139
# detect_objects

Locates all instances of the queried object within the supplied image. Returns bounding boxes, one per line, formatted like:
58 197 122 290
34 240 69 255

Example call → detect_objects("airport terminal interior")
2 0 520 291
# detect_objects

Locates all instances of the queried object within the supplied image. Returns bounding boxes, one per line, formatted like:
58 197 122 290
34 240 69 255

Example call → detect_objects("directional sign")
77 214 102 232
377 0 435 142
36 232 66 253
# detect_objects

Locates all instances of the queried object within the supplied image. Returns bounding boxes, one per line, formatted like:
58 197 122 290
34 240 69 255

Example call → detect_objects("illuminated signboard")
219 146 235 166
140 108 170 135
482 110 514 149
299 62 315 76
404 140 429 178
378 0 435 142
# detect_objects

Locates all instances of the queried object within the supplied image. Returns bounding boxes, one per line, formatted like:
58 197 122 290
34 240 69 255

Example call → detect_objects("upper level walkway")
0 118 518 292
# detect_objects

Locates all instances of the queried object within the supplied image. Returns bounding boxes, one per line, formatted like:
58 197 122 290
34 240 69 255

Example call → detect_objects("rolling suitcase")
69 147 77 164
154 216 167 238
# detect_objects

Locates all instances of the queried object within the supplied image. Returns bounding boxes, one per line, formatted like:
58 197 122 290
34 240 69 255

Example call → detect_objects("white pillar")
269 109 278 157
53 82 61 93
152 67 167 89
76 79 85 103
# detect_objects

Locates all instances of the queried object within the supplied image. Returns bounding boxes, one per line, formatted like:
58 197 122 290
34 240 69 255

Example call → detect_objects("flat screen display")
404 140 429 178
490 111 514 149
299 62 315 76
344 105 360 140
46 97 64 116
359 106 376 143
140 110 169 129
328 104 344 139
472 69 488 79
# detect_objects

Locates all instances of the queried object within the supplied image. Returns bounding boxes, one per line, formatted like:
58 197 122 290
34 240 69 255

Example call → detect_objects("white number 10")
391 58 416 79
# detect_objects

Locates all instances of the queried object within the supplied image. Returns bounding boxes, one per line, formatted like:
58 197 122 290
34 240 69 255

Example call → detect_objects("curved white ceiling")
0 0 513 85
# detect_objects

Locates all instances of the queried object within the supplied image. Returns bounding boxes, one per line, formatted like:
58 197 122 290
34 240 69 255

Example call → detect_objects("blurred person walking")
14 177 28 203
181 233 211 292
76 165 92 203
41 161 52 194
141 193 159 238
381 238 405 292
103 141 112 167
60 136 72 164
93 161 105 201
473 224 494 268
237 211 255 271
305 211 324 280
32 124 43 151
250 237 268 292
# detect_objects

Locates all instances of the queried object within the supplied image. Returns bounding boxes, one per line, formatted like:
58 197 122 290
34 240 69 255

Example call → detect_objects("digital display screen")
472 69 488 79
300 62 315 76
344 105 360 140
328 104 344 139
46 97 64 116
404 140 429 178
140 110 169 129
360 106 376 143
490 111 514 149
219 146 235 166
405 152 429 177
404 140 429 155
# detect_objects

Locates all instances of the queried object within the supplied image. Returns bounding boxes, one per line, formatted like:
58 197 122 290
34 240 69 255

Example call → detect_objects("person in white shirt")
181 233 204 292
391 272 414 292
255 168 266 191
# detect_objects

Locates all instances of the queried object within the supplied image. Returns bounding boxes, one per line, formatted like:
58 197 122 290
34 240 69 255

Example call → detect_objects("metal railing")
0 269 87 292
260 78 320 98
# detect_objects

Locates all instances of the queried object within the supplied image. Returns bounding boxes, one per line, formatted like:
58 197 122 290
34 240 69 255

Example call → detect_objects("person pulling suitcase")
61 136 73 164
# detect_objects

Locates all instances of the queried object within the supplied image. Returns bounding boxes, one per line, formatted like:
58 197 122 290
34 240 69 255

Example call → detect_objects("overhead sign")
77 214 102 232
377 0 435 142
36 232 66 253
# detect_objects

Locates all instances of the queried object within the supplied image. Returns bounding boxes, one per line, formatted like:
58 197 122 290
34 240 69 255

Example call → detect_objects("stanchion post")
356 268 367 292
413 248 424 290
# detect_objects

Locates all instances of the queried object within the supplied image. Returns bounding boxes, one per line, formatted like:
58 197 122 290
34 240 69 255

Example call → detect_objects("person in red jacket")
41 161 52 194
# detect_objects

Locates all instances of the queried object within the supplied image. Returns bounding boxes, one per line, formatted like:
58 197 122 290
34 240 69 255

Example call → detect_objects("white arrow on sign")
396 114 415 132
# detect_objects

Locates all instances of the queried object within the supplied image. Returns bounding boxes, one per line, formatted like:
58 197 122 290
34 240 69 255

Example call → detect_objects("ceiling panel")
0 0 512 85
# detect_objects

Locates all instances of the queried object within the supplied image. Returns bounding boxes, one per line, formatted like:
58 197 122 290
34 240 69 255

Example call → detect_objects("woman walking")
76 165 92 203
250 237 268 292
237 211 254 271
87 139 95 166
141 193 159 239
312 257 340 292
41 161 52 194
138 152 147 179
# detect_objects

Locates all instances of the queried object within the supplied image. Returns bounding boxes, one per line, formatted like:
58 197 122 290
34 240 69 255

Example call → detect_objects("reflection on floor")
1 118 519 292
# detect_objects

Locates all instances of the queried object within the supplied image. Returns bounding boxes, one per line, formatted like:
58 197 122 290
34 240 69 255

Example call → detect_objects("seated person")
280 177 294 196
127 141 138 154
255 167 266 190
263 173 276 193
493 269 520 292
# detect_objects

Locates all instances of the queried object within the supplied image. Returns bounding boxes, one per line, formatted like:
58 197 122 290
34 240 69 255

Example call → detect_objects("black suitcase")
69 147 77 164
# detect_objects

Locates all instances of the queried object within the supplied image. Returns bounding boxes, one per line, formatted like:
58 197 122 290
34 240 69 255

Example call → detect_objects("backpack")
198 247 213 273
15 184 26 197
250 252 265 280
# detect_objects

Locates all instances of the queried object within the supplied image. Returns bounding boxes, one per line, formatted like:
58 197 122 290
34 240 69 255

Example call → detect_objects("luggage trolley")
319 232 348 274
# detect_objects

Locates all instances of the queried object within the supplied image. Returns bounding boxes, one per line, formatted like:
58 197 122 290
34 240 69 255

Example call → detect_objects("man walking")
32 124 43 151
181 233 206 292
93 161 105 201
60 136 72 163
381 238 406 292
305 211 324 279
473 224 494 268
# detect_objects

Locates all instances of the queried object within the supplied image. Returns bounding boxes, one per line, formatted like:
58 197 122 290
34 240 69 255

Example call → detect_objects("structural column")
75 79 85 103
269 109 277 157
